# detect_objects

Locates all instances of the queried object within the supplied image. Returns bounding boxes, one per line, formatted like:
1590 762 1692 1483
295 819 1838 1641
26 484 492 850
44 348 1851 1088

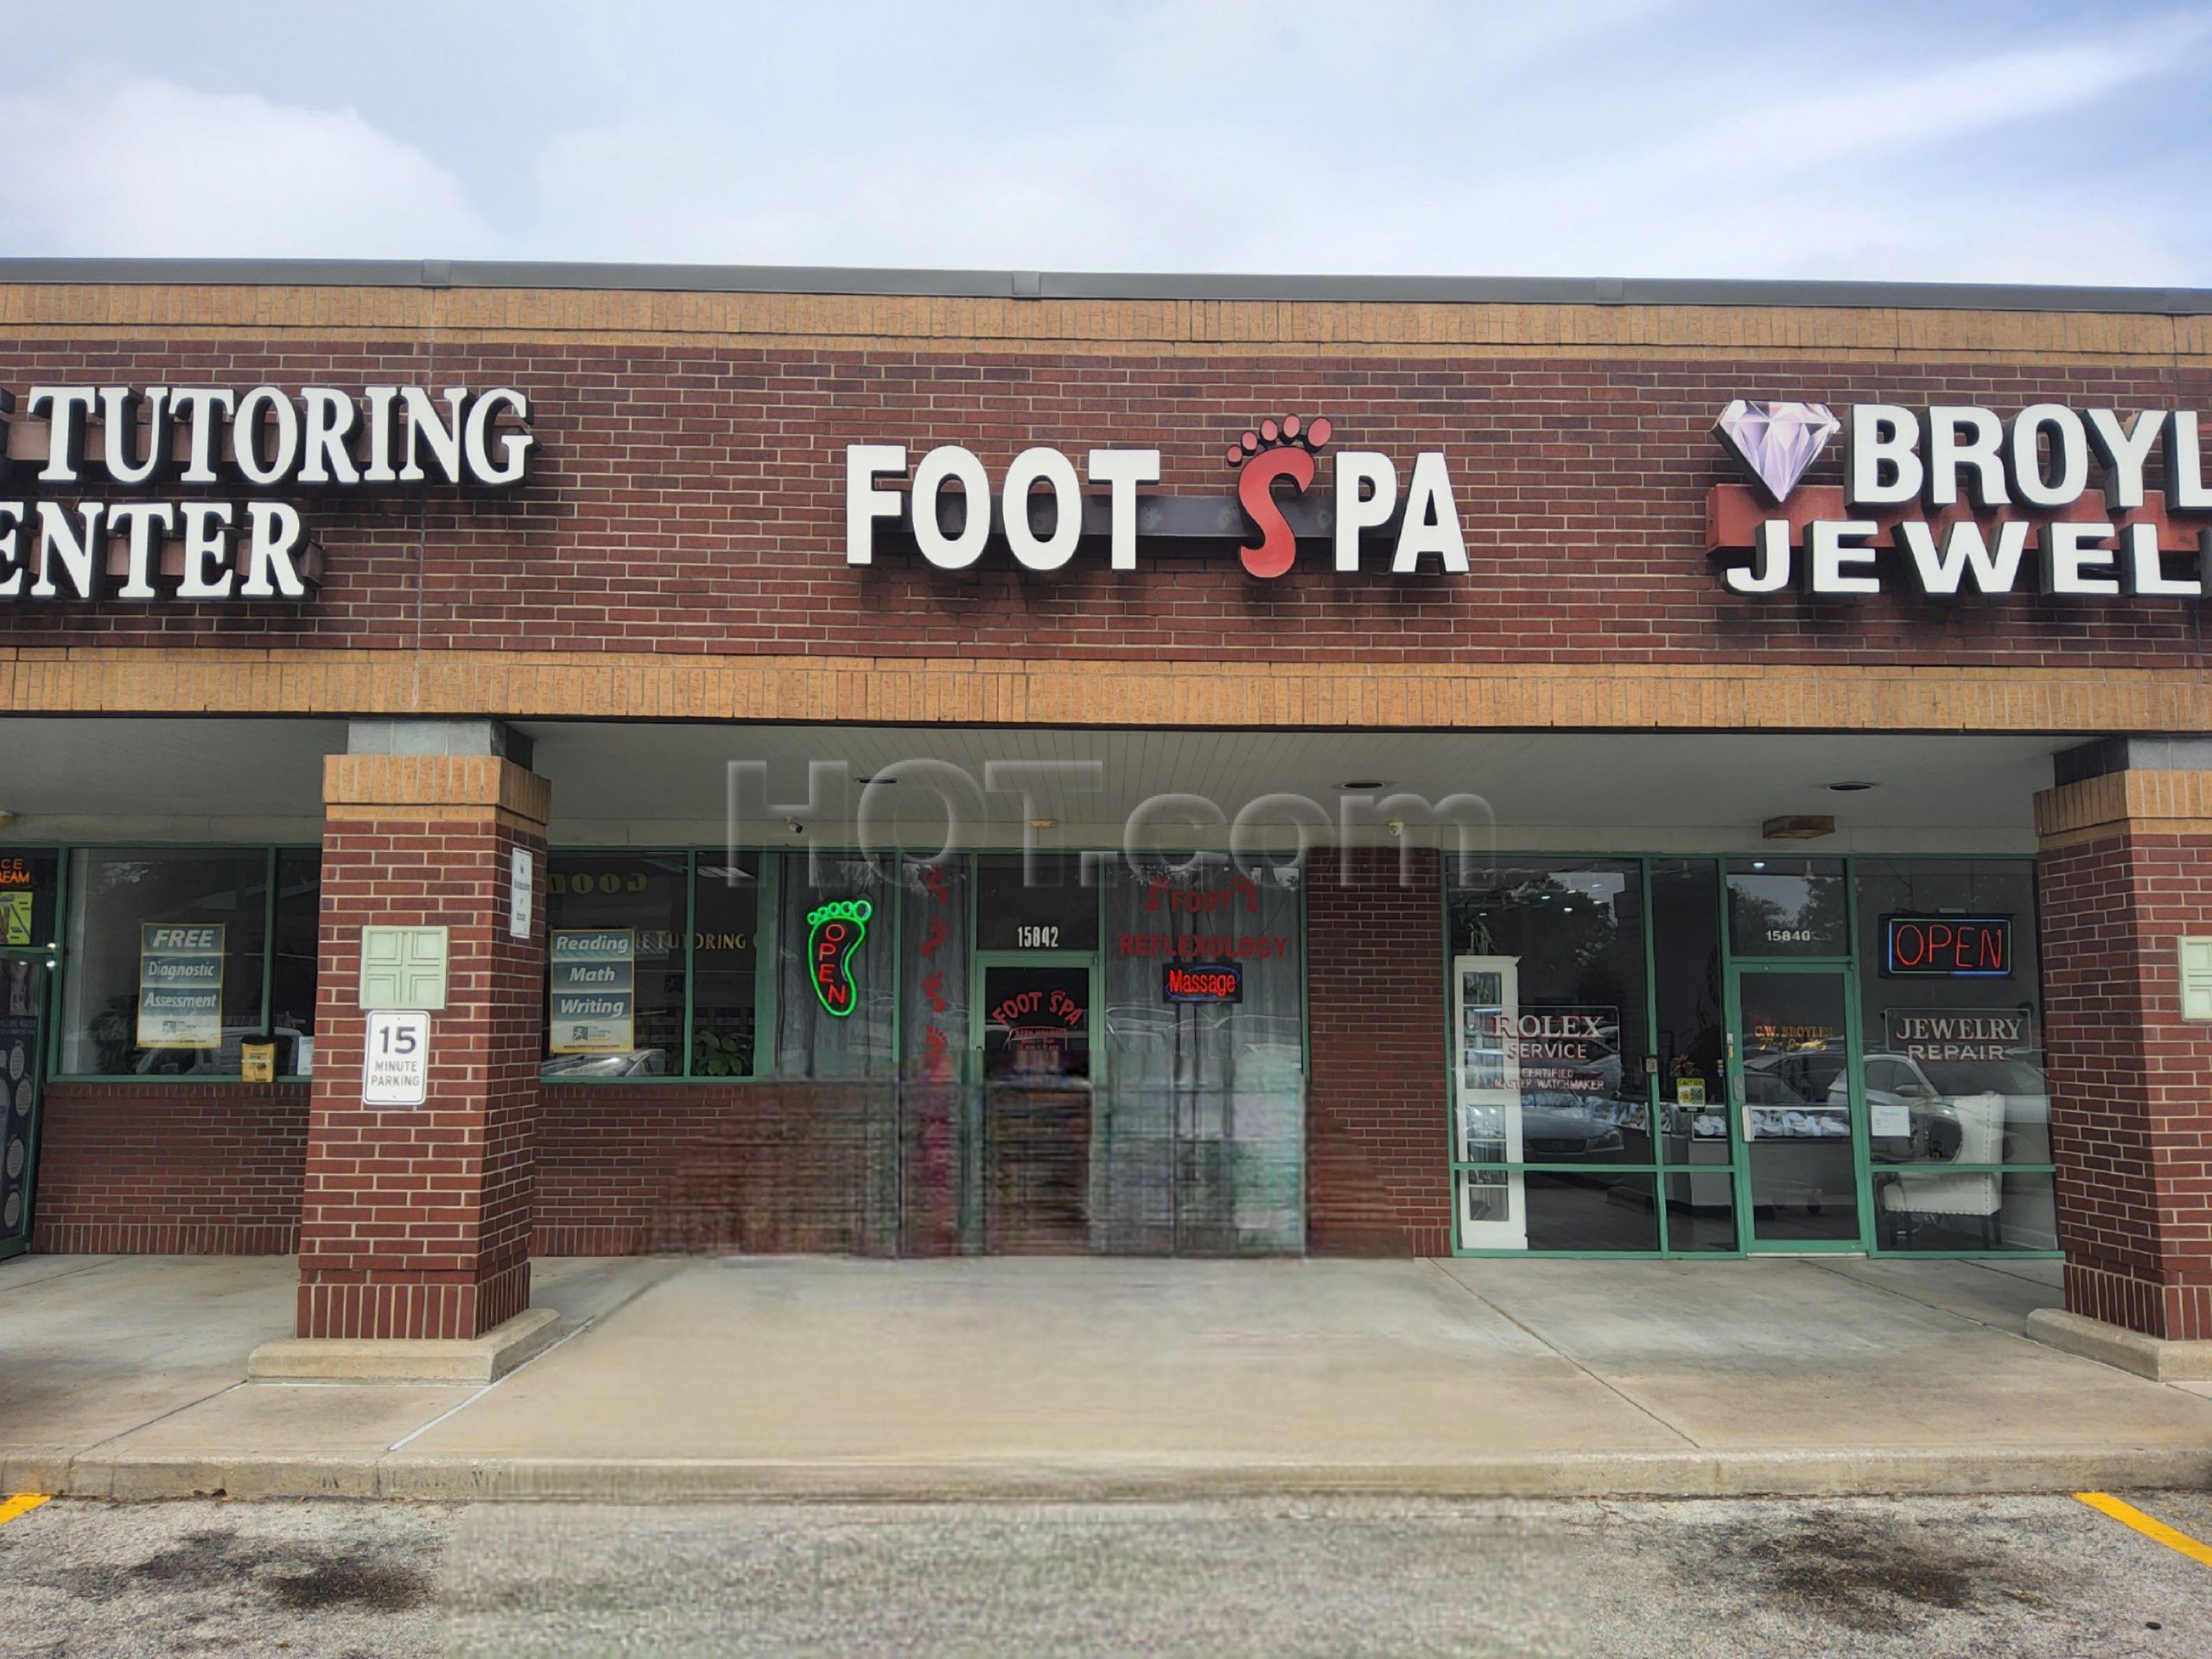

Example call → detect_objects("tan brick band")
10 647 2212 737
1 283 2208 366
2035 770 2212 848
323 753 551 826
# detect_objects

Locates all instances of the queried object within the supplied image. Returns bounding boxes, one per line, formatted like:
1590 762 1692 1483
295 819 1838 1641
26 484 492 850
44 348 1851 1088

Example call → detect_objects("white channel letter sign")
1708 398 2212 600
0 383 534 604
844 414 1468 580
361 1009 429 1108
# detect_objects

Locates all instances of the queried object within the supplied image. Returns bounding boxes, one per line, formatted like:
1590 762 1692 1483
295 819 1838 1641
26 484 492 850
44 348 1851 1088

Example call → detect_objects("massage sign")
1709 399 2212 598
0 383 533 601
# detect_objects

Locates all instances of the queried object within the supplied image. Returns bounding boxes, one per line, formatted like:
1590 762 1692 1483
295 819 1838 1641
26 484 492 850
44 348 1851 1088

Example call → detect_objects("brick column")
2036 752 2212 1341
296 740 548 1340
1306 848 1450 1255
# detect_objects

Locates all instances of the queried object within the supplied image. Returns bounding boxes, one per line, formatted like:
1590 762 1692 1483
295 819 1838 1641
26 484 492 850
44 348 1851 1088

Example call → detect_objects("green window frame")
48 842 321 1084
1444 852 2058 1262
543 848 777 1084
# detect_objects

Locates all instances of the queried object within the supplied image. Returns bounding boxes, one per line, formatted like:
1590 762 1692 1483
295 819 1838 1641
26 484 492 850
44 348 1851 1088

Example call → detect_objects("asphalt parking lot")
0 1491 2206 1657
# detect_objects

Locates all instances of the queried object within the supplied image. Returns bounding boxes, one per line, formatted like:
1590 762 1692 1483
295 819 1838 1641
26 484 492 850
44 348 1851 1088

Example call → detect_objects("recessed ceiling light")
855 774 894 785
1029 817 1057 830
1338 779 1386 791
1826 781 1877 792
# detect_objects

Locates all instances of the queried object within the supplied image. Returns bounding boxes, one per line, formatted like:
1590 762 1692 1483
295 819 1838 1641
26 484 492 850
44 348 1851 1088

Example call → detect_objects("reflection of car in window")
1520 1104 1624 1161
1838 1049 2049 1162
540 1048 667 1078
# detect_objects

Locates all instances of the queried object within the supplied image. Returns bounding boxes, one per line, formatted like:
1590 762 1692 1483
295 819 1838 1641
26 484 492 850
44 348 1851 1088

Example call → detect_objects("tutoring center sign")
0 382 533 603
1707 398 2212 598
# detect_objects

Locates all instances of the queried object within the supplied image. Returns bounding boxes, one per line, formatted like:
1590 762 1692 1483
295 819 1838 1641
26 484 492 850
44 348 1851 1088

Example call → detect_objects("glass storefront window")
1447 860 1653 1172
1650 858 1726 1159
974 852 1099 952
774 853 894 1078
1726 856 1847 957
543 853 686 1079
1096 855 1305 1255
690 855 760 1078
60 849 271 1077
1854 858 2046 1165
0 850 60 949
1853 857 2050 1254
269 850 321 1075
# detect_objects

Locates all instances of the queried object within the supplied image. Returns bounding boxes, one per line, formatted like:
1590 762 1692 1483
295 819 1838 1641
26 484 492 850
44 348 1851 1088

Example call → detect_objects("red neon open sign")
1880 915 2012 978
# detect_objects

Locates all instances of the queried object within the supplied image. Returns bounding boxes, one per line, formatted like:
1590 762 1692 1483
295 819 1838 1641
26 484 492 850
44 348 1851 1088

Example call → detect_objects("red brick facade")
0 340 2205 676
534 1081 902 1256
30 1080 308 1255
2039 825 2212 1340
1306 850 1452 1255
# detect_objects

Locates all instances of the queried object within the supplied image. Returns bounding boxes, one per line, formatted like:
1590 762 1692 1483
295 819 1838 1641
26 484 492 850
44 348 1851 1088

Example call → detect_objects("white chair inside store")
1881 1091 2006 1248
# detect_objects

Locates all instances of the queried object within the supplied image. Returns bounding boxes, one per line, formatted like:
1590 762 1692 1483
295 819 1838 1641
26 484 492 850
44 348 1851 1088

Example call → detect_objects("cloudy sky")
4 1 2209 284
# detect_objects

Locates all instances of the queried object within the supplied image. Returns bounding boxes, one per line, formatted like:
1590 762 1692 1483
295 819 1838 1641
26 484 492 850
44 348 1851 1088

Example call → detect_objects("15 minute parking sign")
361 1009 430 1107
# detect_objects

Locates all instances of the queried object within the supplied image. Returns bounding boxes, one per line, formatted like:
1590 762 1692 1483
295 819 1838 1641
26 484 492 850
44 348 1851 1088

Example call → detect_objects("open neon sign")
1881 915 2011 978
806 898 872 1016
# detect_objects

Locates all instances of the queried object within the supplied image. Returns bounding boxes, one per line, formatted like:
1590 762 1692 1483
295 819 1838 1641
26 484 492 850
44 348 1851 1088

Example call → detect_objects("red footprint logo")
1225 414 1332 579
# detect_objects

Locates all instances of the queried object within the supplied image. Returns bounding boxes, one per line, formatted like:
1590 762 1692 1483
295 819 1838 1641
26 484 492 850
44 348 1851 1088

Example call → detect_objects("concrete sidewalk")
3 1251 2209 1502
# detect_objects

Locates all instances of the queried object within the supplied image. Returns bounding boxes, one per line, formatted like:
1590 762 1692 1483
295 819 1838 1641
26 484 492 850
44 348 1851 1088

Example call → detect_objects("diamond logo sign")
1713 399 1840 503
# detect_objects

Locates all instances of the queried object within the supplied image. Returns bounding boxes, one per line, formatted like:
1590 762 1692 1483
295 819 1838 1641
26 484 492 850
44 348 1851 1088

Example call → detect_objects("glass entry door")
1729 967 1868 1250
974 955 1095 1252
0 957 48 1257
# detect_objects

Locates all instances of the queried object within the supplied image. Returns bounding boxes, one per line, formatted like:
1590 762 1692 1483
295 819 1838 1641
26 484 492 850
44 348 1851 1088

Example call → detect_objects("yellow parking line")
0 1493 48 1526
2076 1491 2212 1569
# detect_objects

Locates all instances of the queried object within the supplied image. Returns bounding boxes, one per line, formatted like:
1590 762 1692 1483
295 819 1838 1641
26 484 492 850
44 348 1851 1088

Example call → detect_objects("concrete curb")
248 1307 563 1385
31 1446 2212 1503
2025 1307 2212 1382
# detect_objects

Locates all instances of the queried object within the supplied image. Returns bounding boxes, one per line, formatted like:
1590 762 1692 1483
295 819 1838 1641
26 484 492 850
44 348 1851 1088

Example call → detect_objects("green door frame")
968 949 1102 1249
1725 959 1874 1254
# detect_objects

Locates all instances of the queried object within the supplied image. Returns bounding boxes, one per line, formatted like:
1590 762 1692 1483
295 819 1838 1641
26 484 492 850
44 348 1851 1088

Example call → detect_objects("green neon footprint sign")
806 898 872 1018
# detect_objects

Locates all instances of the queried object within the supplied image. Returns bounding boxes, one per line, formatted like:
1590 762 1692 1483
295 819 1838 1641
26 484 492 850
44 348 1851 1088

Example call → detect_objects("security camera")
1386 820 1405 839
786 817 805 835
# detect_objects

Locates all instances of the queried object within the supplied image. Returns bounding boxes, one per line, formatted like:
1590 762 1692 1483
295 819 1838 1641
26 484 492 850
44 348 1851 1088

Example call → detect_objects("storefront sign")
1884 1008 2030 1063
1708 398 2212 598
361 1009 429 1107
0 855 32 944
1881 915 2011 978
806 898 872 1018
135 923 223 1049
844 415 1467 579
0 382 534 603
509 848 534 940
1506 1007 1617 1099
1117 931 1292 960
548 927 636 1052
1163 963 1243 1004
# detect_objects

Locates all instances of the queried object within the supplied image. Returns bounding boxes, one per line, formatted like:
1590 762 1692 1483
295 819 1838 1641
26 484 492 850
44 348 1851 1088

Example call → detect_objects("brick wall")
0 334 2208 677
2039 829 2212 1340
534 1081 904 1255
31 1080 307 1254
1306 849 1450 1255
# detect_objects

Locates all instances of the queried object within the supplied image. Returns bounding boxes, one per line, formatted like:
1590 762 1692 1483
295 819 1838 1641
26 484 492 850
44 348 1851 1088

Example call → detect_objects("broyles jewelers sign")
846 413 1469 579
0 384 533 602
1708 399 2212 597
